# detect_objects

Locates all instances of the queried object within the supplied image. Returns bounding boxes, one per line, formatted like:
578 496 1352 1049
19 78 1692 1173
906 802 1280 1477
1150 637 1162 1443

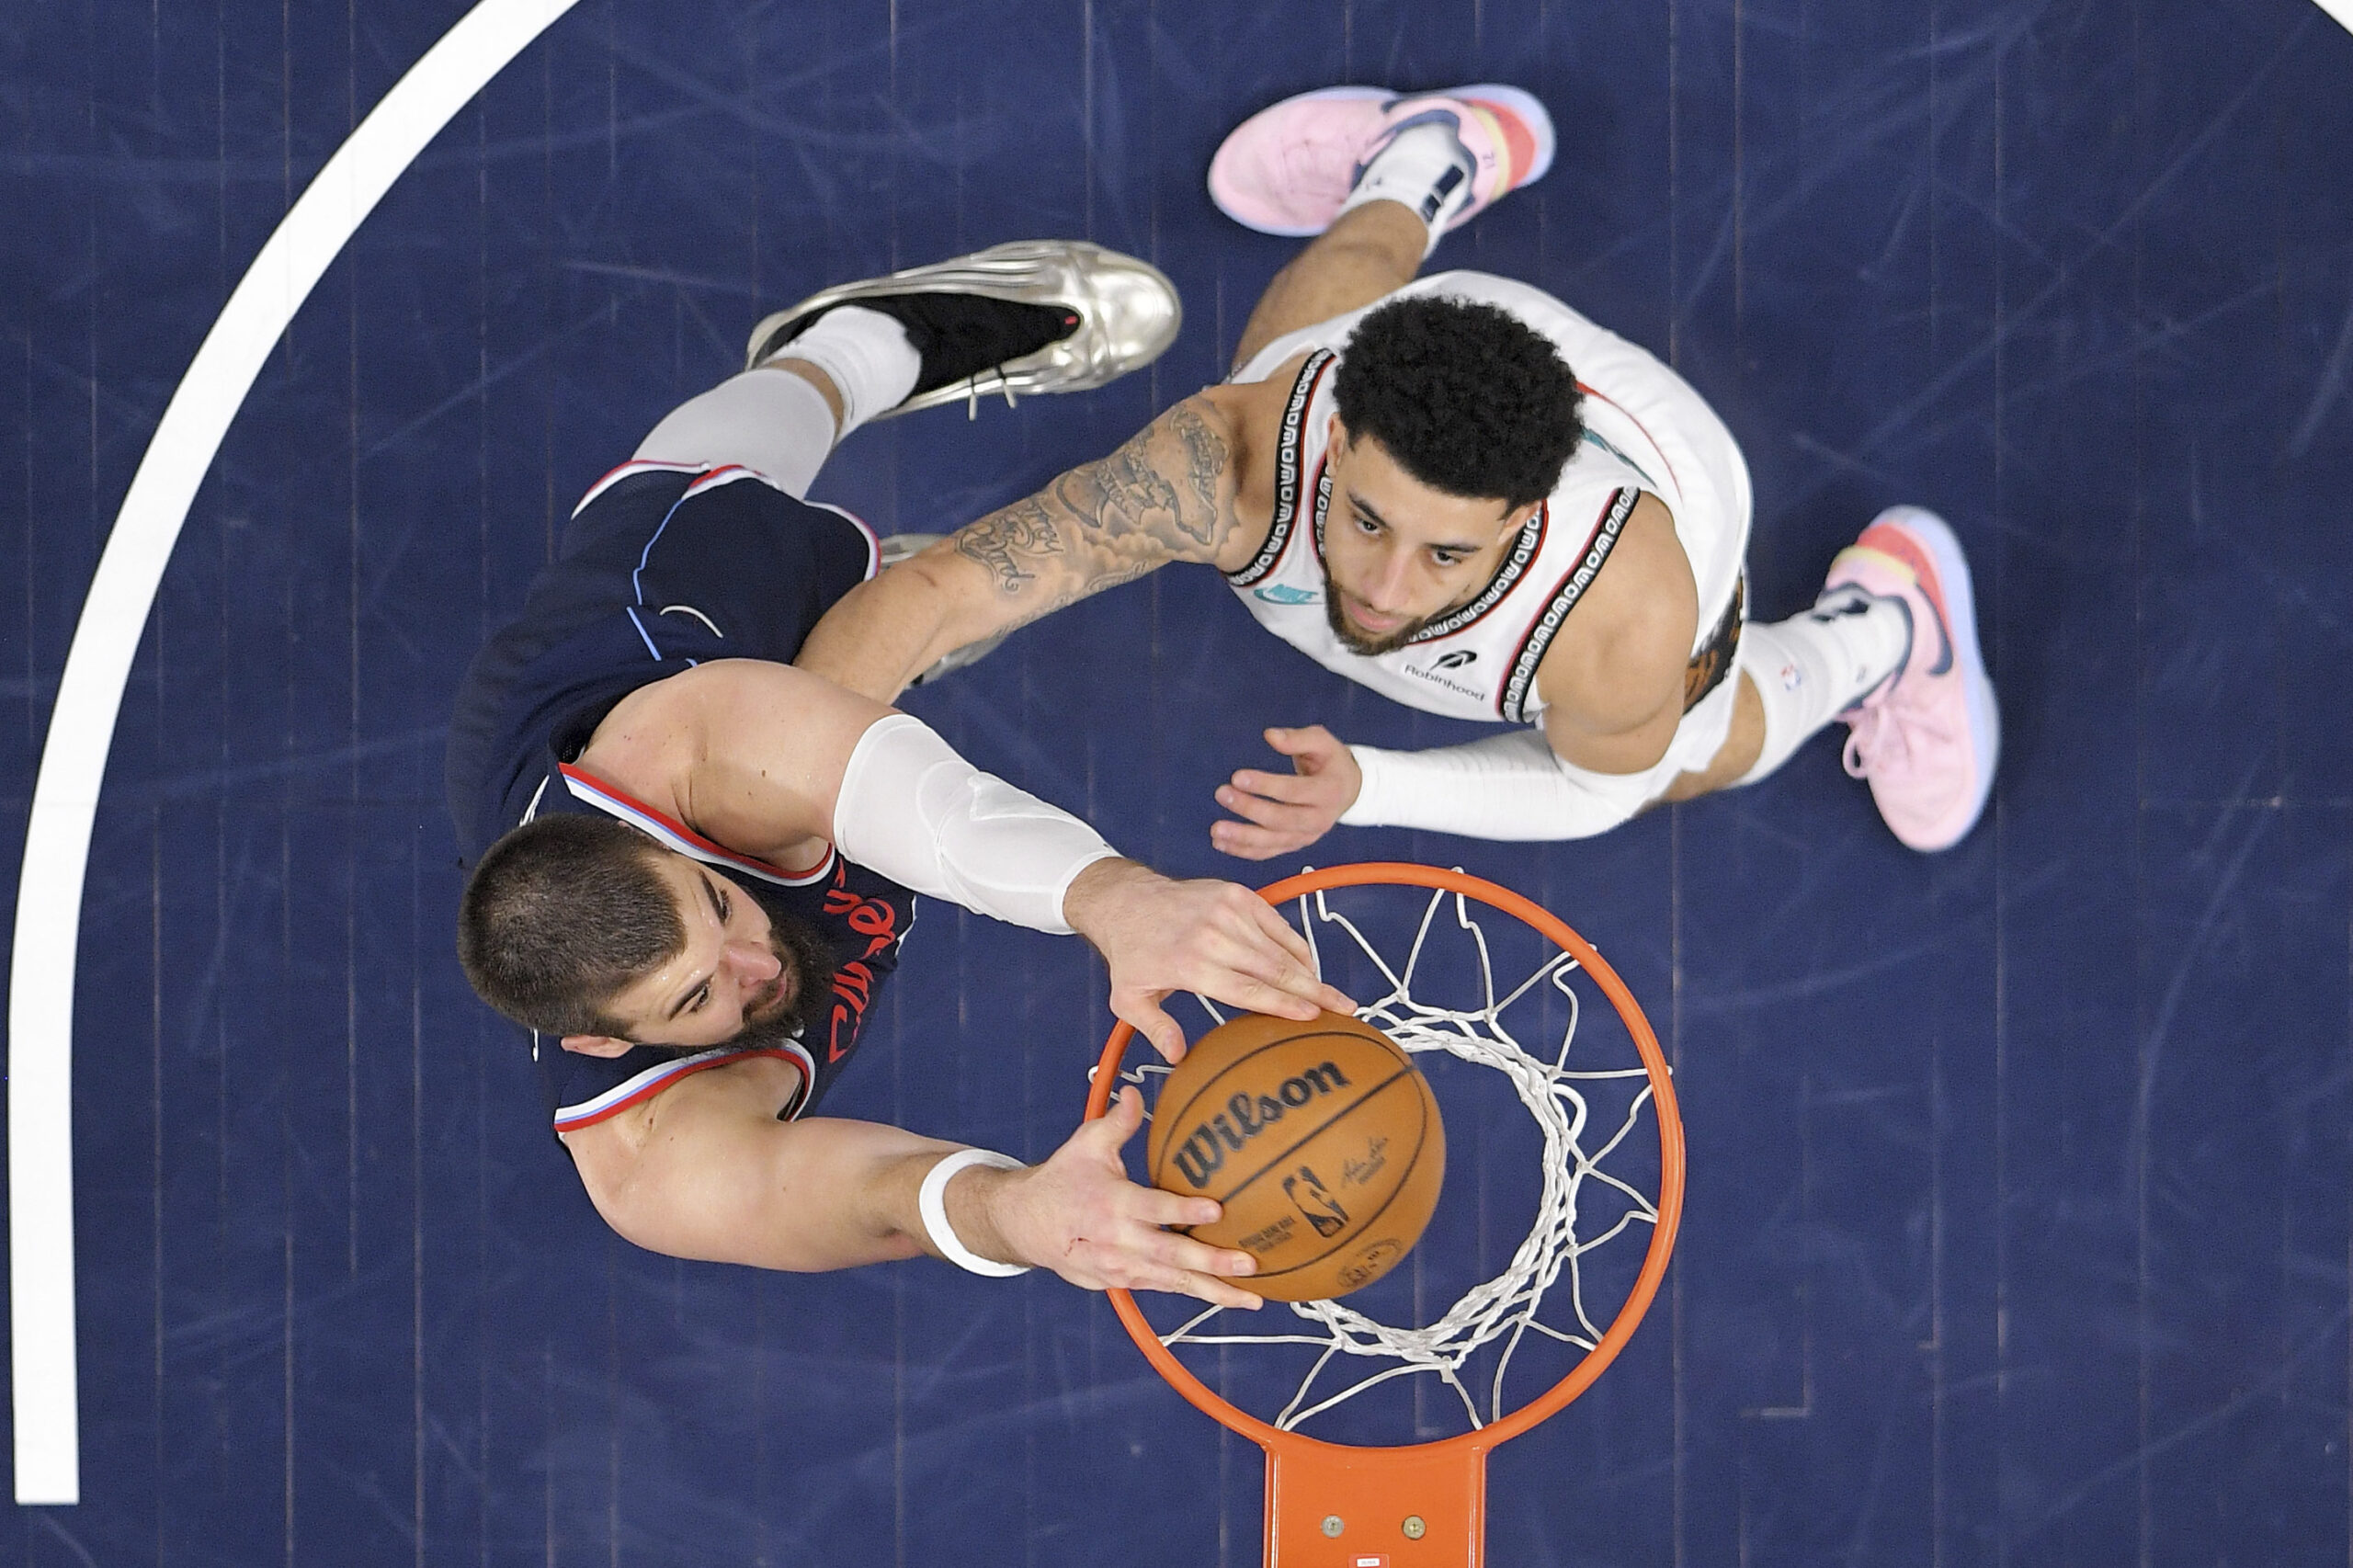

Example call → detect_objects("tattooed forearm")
1173 404 1230 540
1079 438 1186 536
947 395 1242 608
954 496 1065 594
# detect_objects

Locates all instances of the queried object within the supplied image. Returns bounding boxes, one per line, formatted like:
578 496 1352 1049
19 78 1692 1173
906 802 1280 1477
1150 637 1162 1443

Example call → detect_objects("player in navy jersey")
448 242 1345 1308
800 89 1999 859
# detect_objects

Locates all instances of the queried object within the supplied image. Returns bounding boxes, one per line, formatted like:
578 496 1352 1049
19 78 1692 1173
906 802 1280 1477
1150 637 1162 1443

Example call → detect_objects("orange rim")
1084 861 1686 1461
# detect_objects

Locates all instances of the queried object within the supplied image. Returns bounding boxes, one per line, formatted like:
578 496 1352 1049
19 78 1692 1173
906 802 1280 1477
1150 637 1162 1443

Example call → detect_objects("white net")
1100 875 1668 1437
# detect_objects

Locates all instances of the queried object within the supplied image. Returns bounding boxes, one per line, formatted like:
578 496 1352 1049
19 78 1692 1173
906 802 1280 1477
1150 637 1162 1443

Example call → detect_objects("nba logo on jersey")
1349 1555 1389 1567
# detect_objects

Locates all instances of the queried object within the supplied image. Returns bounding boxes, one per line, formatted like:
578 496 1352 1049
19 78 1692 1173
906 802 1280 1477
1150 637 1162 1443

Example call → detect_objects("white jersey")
1227 272 1753 726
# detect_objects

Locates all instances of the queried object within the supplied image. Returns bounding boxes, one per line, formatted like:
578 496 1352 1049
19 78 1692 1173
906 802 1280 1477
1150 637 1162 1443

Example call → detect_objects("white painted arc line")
7 0 582 1507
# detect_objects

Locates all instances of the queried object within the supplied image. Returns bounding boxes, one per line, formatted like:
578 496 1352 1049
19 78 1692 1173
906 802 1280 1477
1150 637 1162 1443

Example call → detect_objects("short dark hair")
457 813 685 1037
1331 295 1583 509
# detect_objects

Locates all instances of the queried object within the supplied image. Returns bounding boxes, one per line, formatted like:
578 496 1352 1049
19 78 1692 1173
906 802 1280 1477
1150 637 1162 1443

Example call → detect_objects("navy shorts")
446 460 879 862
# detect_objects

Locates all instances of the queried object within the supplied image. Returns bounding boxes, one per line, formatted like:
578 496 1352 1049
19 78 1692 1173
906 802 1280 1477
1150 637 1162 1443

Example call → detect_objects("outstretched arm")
583 659 1348 1051
1211 498 1701 855
564 1057 1262 1308
796 394 1254 703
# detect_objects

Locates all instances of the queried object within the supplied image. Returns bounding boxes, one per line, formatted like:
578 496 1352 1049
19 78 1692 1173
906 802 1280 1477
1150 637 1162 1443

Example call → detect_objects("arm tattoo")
949 399 1242 618
954 497 1063 594
1176 404 1229 524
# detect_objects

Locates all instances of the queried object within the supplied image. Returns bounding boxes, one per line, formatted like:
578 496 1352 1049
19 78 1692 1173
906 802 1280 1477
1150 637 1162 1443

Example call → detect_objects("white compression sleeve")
1336 729 1653 841
833 714 1121 934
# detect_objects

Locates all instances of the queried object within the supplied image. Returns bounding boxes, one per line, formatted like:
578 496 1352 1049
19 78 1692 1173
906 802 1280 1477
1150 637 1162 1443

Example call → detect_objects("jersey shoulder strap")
1227 347 1338 589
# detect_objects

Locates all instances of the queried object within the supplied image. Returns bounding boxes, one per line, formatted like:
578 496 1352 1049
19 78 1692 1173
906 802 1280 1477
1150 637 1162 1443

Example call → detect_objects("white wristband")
917 1149 1031 1278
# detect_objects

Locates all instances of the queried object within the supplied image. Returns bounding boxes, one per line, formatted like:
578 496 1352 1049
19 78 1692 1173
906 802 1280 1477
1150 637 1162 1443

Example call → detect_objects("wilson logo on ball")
1170 1061 1353 1188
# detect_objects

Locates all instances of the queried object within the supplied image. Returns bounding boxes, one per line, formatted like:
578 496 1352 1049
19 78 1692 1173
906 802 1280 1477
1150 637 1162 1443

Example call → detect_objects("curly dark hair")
457 812 684 1038
1331 295 1583 509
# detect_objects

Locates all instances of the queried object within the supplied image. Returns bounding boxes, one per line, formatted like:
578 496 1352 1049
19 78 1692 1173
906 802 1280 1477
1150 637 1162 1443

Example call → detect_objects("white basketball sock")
764 304 922 435
1338 120 1476 256
1733 590 1913 786
632 366 839 498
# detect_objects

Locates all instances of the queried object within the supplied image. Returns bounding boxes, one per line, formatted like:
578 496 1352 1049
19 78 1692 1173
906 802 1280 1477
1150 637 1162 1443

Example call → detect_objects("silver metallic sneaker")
875 533 1010 685
745 240 1182 420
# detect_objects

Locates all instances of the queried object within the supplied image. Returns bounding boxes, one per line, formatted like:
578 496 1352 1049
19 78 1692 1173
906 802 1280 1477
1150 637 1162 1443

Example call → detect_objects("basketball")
1146 1010 1445 1302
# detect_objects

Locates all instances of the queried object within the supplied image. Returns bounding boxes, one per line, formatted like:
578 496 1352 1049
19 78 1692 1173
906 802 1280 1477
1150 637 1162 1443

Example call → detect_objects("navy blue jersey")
446 460 915 1130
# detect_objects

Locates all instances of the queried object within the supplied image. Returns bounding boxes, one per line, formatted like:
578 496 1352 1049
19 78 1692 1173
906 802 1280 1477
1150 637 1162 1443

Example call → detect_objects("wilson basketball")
1147 1010 1445 1302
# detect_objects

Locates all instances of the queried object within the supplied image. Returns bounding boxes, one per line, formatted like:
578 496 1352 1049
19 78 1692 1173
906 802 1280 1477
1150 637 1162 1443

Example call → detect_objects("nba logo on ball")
1146 1011 1445 1301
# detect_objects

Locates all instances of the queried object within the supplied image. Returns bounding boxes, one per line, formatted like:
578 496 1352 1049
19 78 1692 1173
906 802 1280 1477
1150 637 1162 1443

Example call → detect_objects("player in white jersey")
799 86 1999 855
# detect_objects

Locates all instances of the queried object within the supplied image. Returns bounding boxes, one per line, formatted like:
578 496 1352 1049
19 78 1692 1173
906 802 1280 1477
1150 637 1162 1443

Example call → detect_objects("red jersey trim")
551 1041 815 1132
573 459 709 517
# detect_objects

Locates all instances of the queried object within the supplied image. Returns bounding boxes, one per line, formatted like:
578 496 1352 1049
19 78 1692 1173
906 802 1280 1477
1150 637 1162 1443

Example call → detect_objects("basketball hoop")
1084 863 1684 1566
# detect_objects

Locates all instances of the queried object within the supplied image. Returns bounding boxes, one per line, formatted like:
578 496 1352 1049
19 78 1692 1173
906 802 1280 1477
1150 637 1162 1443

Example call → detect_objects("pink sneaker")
1207 84 1555 237
1824 506 1999 852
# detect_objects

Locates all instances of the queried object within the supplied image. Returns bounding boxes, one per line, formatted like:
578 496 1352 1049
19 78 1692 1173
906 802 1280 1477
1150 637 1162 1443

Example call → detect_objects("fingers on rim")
1247 899 1316 961
1111 994 1187 1062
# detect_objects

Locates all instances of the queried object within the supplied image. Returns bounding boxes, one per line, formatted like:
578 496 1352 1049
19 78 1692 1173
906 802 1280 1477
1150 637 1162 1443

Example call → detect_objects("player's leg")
1663 507 1999 852
633 321 904 497
1657 674 1768 801
1212 85 1556 371
632 241 1181 496
1233 204 1427 375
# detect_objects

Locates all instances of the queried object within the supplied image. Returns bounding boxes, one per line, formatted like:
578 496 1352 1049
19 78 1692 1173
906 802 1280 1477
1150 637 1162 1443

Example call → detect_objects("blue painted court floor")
6 0 2353 1562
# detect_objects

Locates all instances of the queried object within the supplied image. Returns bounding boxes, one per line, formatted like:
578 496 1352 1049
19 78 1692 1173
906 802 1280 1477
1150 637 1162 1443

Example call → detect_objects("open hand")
1063 858 1355 1062
1211 725 1361 861
982 1089 1265 1309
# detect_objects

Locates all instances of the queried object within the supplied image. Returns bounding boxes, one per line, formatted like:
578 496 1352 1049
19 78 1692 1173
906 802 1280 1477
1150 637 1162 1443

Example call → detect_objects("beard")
651 908 838 1057
737 908 838 1046
1321 563 1434 656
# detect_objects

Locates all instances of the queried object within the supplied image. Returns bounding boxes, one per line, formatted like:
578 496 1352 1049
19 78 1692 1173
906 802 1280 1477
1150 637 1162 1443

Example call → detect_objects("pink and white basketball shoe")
1207 84 1555 237
1823 506 1999 852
